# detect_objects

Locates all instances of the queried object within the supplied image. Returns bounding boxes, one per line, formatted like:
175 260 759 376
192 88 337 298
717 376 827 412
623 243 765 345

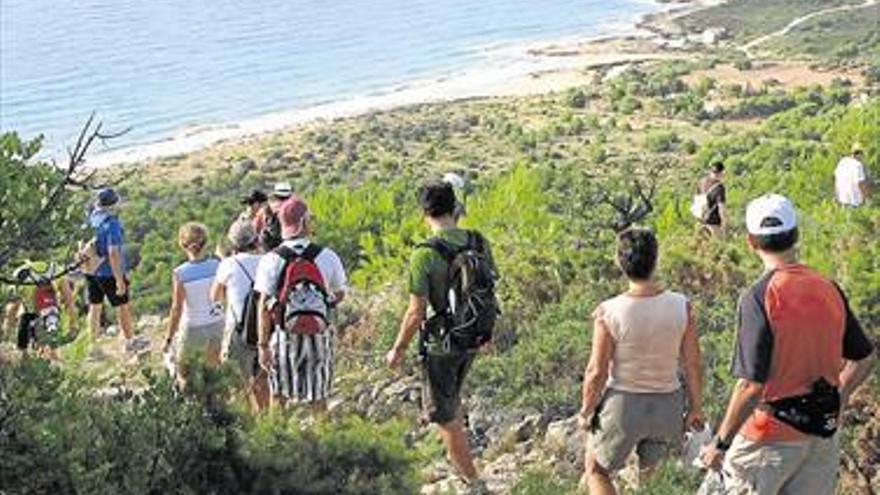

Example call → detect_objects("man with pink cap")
253 196 347 411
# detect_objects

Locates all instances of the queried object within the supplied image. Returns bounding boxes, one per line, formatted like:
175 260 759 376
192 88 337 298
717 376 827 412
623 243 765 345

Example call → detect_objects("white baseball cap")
442 172 466 189
746 194 798 235
273 182 293 199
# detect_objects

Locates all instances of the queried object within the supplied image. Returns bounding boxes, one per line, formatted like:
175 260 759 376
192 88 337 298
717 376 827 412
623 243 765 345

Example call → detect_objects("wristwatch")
713 434 731 452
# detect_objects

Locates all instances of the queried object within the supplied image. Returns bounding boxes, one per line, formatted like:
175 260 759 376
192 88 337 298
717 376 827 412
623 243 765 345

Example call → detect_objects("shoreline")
86 1 707 169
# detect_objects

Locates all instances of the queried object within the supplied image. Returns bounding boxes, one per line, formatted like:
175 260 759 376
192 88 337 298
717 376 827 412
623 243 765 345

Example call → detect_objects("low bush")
0 358 418 495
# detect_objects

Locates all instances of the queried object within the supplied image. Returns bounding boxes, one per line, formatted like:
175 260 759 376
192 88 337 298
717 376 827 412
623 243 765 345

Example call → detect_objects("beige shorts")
221 323 259 380
587 388 685 472
177 320 224 364
722 434 838 495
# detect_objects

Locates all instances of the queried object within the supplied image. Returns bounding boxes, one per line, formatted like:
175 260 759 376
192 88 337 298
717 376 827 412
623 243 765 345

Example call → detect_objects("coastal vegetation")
764 5 880 66
2 5 879 494
674 0 864 43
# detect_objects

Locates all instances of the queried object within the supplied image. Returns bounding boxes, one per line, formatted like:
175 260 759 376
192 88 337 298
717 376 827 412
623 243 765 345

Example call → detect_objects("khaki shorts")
177 320 224 364
722 434 838 495
221 323 259 380
587 388 685 472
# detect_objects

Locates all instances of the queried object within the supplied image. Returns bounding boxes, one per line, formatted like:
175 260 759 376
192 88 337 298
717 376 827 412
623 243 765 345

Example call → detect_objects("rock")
420 477 465 495
259 150 292 173
137 314 162 330
327 397 345 414
514 414 542 443
233 158 256 175
543 416 586 470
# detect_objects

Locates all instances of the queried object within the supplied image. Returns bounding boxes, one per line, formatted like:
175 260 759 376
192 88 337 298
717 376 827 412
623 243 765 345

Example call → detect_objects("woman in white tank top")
578 228 704 494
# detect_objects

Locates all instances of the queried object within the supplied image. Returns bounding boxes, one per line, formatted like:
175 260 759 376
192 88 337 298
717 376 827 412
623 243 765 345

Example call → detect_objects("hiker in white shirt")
212 219 267 411
835 143 871 207
254 196 347 412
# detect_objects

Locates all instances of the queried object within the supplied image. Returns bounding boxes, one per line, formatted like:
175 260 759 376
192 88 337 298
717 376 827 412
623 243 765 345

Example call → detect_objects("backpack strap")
276 242 323 262
233 256 255 285
418 238 458 264
467 230 487 254
303 243 324 261
228 256 256 325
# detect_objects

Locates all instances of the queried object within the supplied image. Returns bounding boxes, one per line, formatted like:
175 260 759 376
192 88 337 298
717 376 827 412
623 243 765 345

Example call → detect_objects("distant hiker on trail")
162 223 225 388
255 182 293 251
212 219 268 411
386 181 498 495
700 194 875 494
834 143 872 207
254 196 347 412
691 162 727 236
579 228 704 495
239 189 268 225
86 188 143 354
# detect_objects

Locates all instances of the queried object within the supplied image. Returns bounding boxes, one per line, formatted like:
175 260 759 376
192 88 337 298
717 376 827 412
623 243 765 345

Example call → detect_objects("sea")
0 0 662 163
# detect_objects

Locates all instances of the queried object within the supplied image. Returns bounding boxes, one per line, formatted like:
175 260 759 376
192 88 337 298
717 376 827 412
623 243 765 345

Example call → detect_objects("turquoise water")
0 0 660 157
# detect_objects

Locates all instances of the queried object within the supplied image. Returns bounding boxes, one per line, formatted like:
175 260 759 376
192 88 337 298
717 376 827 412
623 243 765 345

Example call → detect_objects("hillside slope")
2 18 879 495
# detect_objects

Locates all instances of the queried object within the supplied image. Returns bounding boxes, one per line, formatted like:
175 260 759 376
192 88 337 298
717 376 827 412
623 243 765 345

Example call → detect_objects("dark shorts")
86 275 130 307
421 350 476 425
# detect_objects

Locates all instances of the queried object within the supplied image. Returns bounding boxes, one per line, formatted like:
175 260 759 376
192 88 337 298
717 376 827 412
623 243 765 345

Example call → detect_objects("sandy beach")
86 1 714 169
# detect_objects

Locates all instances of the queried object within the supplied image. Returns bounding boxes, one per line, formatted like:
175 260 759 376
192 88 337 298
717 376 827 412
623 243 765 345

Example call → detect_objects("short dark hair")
417 182 457 218
753 227 798 253
711 161 725 174
616 228 658 281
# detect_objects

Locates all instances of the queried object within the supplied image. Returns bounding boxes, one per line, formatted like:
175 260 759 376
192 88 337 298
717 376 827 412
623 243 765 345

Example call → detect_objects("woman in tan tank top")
578 228 704 495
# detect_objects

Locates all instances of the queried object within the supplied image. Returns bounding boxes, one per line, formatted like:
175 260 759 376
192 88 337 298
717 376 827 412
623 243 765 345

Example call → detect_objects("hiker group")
4 142 875 495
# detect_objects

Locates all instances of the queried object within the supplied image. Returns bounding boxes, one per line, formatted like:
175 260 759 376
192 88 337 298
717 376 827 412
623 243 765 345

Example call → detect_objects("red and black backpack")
272 243 331 335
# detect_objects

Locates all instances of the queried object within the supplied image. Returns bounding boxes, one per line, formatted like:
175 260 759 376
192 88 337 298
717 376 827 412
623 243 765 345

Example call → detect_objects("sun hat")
851 142 864 154
95 188 120 207
241 189 268 205
227 219 257 250
278 196 310 239
272 182 293 199
746 194 797 236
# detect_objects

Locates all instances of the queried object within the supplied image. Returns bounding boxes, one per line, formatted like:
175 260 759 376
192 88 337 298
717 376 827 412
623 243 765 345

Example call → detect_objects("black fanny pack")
766 378 840 438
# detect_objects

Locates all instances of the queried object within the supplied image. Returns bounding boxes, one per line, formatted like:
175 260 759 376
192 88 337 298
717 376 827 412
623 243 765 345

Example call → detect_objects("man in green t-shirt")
386 181 495 493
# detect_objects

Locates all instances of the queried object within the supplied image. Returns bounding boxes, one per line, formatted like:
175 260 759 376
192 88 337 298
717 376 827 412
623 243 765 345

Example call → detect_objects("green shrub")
645 130 680 153
564 88 588 109
0 358 418 495
511 468 577 495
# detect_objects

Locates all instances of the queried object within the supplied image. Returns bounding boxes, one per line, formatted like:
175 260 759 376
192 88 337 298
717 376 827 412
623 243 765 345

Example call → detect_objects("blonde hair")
178 222 209 254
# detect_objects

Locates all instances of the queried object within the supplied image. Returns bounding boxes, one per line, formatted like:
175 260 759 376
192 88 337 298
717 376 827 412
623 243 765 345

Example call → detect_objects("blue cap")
96 188 119 207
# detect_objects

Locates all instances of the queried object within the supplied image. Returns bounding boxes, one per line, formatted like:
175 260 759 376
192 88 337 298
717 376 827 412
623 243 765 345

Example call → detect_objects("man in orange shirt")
701 194 875 494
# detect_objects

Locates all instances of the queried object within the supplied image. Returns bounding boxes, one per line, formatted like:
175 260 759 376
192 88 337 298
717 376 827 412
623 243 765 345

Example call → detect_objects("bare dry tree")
593 177 657 233
576 155 675 234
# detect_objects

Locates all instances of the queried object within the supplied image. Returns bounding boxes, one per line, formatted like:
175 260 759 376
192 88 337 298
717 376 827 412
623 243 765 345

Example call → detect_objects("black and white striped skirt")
269 329 334 402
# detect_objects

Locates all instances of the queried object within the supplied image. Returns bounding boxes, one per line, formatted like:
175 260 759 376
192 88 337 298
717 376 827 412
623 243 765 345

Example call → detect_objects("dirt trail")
742 0 879 57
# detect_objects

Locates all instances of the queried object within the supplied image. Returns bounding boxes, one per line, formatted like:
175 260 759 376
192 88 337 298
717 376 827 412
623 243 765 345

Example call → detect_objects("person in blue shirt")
87 188 140 353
